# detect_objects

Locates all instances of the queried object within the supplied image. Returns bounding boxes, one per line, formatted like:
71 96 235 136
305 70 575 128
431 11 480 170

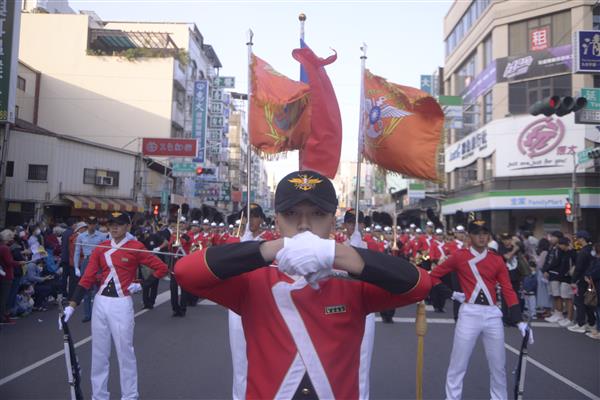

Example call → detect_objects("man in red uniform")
62 212 168 400
176 170 430 399
429 220 533 400
240 203 274 241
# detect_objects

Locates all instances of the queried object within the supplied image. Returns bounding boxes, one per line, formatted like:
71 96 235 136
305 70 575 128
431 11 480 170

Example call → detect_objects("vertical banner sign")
192 80 209 163
420 75 432 95
574 31 600 73
0 0 21 123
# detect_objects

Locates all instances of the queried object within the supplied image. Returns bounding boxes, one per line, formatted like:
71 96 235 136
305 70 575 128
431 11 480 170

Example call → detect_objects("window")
83 168 96 184
483 35 493 67
509 11 571 56
14 105 19 119
17 76 26 91
509 74 571 114
5 161 14 177
457 103 480 140
483 91 493 124
455 52 477 95
445 0 493 56
83 168 119 187
483 155 493 180
28 164 48 181
594 5 600 30
457 162 478 187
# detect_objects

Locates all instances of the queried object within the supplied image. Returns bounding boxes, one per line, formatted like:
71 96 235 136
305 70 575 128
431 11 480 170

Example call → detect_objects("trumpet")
190 241 203 253
172 208 183 248
392 213 399 252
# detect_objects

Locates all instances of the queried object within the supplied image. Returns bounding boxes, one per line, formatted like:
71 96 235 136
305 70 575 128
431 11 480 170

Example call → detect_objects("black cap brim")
275 192 336 213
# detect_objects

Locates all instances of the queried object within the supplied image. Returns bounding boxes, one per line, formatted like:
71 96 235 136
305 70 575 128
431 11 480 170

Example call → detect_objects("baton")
513 325 530 400
58 295 84 400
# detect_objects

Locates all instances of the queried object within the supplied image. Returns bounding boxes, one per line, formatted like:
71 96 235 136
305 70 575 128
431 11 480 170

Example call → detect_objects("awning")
63 195 144 212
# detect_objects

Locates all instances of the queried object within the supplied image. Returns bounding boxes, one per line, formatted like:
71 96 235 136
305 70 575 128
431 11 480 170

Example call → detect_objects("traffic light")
153 205 160 216
195 167 215 175
529 96 587 117
564 198 572 218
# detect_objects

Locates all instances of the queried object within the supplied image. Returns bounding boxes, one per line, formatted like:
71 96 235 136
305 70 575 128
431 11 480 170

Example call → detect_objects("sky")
70 0 451 181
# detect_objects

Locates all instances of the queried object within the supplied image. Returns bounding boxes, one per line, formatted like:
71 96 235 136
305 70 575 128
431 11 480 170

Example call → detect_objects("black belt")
100 279 119 297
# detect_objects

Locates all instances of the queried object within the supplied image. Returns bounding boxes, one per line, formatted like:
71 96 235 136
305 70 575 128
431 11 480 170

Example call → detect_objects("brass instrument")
172 208 183 249
392 213 399 252
235 215 246 238
189 240 203 253
414 250 431 269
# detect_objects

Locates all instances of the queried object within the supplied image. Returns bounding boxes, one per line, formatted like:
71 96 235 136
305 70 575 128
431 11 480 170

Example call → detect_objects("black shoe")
172 311 185 317
142 305 154 310
434 308 445 313
82 317 91 323
382 317 394 324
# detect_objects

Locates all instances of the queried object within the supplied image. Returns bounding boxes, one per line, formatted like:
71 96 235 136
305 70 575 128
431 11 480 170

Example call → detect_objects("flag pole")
298 13 306 171
415 301 427 400
245 29 254 233
354 43 367 231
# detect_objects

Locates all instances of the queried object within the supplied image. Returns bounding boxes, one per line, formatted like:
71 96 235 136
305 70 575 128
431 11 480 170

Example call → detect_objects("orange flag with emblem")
249 54 312 154
362 69 444 181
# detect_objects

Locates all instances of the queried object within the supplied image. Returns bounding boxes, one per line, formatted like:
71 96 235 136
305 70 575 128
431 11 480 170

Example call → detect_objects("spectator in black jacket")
543 231 565 323
585 242 600 340
555 237 577 327
568 231 597 333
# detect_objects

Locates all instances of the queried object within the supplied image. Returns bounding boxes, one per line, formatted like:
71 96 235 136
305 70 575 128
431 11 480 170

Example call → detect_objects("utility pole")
571 152 578 233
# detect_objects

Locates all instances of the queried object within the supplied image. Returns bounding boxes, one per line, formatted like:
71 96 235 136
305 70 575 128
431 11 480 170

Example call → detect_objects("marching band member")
175 170 430 399
429 220 532 400
61 212 168 400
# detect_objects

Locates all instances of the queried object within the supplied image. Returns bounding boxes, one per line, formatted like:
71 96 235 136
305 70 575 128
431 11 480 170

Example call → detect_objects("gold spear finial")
298 13 306 22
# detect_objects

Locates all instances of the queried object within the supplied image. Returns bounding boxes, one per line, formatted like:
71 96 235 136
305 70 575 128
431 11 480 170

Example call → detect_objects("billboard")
141 138 197 157
0 0 21 123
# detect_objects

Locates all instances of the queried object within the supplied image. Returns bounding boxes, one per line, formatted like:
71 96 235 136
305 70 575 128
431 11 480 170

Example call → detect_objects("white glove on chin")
451 291 466 303
128 282 142 294
59 305 74 330
517 322 534 344
349 229 367 249
276 231 335 280
74 268 81 278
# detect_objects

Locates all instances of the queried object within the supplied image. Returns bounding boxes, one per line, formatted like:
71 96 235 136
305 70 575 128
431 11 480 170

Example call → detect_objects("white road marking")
0 290 174 386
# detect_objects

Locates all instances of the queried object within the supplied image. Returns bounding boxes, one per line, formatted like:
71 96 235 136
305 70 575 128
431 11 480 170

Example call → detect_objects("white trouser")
445 303 507 400
91 294 138 400
228 310 247 400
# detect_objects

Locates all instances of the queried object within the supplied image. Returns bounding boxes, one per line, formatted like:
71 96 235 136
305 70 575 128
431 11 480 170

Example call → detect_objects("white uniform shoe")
567 324 587 333
558 319 574 327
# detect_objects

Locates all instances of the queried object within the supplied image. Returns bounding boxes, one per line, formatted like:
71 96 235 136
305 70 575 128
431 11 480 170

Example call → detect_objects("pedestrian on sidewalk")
61 212 168 400
176 170 430 399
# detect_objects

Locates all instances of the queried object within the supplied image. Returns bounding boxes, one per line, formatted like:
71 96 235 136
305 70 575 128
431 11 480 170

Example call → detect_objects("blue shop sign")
574 30 600 73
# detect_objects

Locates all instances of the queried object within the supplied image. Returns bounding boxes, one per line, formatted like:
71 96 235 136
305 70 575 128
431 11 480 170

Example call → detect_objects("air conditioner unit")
95 176 114 186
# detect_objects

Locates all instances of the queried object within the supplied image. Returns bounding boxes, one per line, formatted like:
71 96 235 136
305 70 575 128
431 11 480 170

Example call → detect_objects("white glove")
240 227 254 242
59 306 74 330
128 282 142 294
276 231 335 279
451 291 466 303
74 268 81 278
153 247 161 253
517 322 534 344
349 229 367 249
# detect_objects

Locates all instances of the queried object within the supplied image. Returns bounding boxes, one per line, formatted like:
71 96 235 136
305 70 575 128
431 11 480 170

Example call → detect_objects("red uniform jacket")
429 247 518 307
79 237 168 296
175 250 430 399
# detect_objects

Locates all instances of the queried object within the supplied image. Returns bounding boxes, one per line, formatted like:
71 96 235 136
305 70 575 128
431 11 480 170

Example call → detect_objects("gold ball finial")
299 13 306 22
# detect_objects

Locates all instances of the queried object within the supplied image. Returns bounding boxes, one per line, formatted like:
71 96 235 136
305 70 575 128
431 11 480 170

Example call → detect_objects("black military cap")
107 212 131 225
275 170 337 213
468 219 490 234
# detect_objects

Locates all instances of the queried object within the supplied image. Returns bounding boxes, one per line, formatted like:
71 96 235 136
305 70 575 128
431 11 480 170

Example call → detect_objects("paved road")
1 282 599 399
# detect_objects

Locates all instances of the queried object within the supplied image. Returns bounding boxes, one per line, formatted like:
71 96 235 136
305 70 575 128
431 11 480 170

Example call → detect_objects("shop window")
483 35 493 67
28 164 48 181
484 155 493 179
457 161 478 188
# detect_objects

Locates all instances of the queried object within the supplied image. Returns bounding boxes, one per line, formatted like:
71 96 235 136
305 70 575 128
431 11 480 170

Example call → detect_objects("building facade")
443 0 600 237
